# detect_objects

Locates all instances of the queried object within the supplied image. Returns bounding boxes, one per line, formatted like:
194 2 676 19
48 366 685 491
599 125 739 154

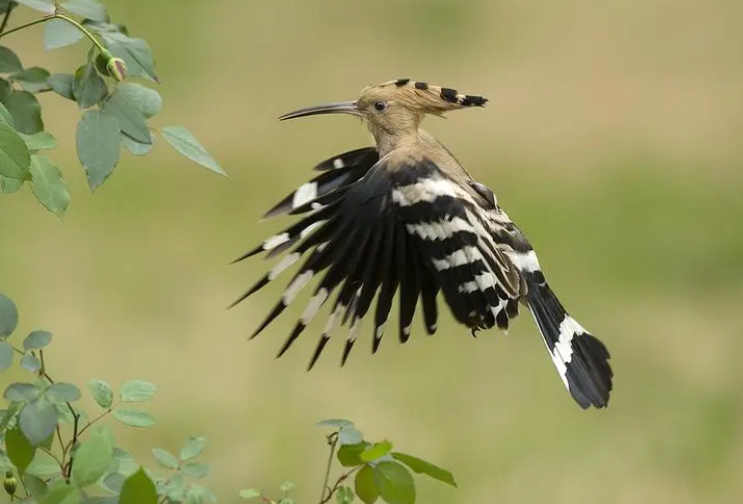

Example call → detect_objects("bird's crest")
360 78 488 114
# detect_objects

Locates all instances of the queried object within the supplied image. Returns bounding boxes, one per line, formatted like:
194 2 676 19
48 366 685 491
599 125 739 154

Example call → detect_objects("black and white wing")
233 150 520 359
232 150 612 409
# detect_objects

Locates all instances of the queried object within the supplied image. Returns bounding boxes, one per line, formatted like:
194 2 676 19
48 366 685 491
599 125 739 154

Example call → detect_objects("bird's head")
279 78 488 139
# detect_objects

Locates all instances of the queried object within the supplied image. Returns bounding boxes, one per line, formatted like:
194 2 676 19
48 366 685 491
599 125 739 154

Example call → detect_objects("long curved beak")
278 101 360 121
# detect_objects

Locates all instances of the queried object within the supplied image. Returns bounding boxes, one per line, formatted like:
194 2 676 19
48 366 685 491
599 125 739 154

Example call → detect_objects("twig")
0 1 15 35
39 349 80 481
318 467 362 504
319 432 339 503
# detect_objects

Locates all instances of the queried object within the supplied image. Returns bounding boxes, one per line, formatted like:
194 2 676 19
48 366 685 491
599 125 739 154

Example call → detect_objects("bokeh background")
2 0 743 502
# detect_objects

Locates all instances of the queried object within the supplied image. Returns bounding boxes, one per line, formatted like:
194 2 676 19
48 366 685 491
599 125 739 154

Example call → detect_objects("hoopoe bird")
232 79 613 409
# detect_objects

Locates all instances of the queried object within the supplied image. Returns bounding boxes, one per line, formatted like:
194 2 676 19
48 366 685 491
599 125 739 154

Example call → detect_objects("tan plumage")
233 79 613 410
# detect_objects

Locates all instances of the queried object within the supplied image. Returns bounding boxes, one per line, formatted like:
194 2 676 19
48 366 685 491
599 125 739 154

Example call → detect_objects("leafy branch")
239 419 457 504
0 0 225 219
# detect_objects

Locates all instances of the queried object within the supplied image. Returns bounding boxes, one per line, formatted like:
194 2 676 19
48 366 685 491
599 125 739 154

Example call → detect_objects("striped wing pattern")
233 149 613 409
233 151 521 366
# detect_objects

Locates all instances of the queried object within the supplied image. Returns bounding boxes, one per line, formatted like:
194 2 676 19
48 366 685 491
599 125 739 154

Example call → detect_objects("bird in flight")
232 79 613 409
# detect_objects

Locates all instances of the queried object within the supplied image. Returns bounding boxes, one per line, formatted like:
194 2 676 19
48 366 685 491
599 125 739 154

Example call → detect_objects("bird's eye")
373 101 388 112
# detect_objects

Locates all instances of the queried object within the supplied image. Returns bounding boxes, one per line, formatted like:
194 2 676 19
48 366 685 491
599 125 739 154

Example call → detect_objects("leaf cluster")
0 0 224 219
239 419 456 504
0 291 221 504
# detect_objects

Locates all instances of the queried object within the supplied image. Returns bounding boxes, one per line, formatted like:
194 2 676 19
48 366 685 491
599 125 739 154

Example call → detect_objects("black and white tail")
508 249 613 409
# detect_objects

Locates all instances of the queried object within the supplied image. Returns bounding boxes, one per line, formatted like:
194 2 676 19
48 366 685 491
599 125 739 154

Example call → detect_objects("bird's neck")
372 129 422 157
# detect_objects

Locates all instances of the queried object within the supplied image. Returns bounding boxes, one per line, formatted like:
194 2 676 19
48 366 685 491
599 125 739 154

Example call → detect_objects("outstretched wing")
232 150 526 368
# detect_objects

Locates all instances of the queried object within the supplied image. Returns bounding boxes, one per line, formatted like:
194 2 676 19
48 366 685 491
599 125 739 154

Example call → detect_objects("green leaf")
0 121 31 179
103 33 157 82
22 131 57 151
180 436 206 461
121 133 153 157
71 431 113 486
0 341 13 372
39 482 80 504
26 449 62 478
13 0 54 14
112 409 156 428
48 73 74 100
46 383 82 403
103 87 151 143
6 427 35 473
72 63 107 109
391 453 457 488
181 461 209 478
318 419 355 429
116 83 162 119
4 382 40 401
161 126 225 176
4 90 44 134
373 462 415 504
239 489 262 499
0 100 12 126
100 472 125 493
0 77 10 102
338 442 368 467
339 426 364 446
0 293 18 337
119 380 156 402
355 465 379 504
279 480 294 493
119 467 157 504
0 46 22 73
23 330 52 350
11 67 52 93
76 109 120 191
151 448 178 470
0 173 22 192
24 473 48 500
19 398 58 445
44 18 85 51
361 440 393 462
62 0 107 21
30 155 70 217
0 401 22 431
336 485 355 504
21 353 42 373
186 484 216 504
87 380 113 409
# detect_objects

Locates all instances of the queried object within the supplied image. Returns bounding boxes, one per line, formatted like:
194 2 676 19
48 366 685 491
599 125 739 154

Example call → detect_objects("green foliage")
0 0 224 218
238 419 456 504
0 291 226 503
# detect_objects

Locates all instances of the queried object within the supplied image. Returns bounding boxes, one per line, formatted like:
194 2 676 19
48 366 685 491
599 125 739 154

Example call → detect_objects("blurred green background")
2 0 743 502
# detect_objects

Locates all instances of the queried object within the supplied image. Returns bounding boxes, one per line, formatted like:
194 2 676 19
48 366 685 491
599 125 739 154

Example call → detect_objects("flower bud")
3 470 17 497
106 57 127 82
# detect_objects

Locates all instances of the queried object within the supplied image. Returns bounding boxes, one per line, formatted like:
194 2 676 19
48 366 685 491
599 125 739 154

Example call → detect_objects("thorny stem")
319 432 339 503
0 12 113 60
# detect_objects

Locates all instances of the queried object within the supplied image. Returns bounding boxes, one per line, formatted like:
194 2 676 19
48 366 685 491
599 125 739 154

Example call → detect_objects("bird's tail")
512 251 613 409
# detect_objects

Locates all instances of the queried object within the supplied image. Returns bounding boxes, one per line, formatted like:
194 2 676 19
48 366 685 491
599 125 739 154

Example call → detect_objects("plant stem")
319 466 363 504
0 16 49 39
40 349 80 481
319 433 339 503
74 403 117 439
0 3 15 35
0 12 112 59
